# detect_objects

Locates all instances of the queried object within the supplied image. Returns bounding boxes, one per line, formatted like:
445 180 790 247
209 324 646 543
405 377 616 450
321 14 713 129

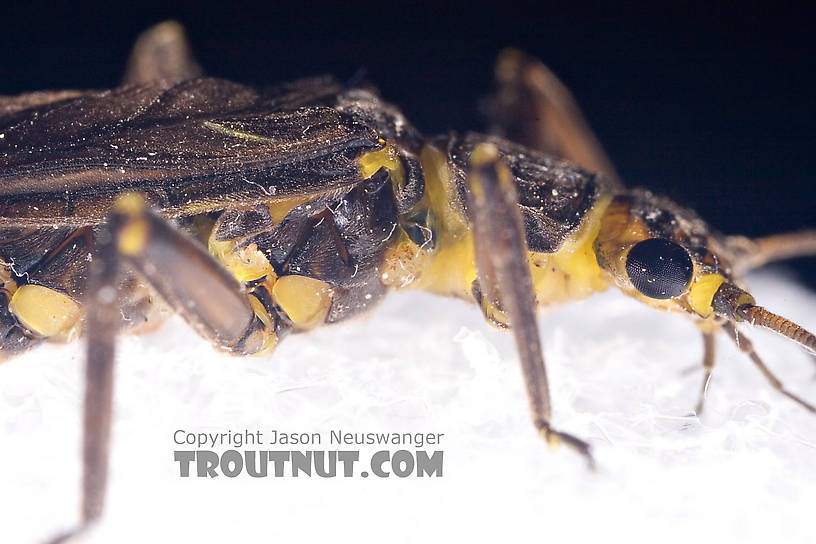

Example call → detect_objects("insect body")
1 22 815 540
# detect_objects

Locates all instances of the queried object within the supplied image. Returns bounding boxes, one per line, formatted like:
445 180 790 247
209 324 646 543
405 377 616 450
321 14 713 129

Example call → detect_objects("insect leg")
122 20 202 85
67 195 279 537
44 228 118 543
722 322 816 412
466 143 594 466
470 280 509 329
695 330 717 415
111 194 277 355
726 230 816 275
81 219 119 525
489 48 619 182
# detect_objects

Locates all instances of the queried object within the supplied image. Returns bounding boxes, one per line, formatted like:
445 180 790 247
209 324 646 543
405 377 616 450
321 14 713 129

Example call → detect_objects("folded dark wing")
0 77 379 226
442 132 619 253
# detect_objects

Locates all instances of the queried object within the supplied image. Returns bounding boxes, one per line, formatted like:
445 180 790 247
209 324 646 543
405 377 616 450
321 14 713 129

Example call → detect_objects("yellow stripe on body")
358 139 406 189
529 195 612 306
209 236 276 284
382 144 612 308
406 145 477 298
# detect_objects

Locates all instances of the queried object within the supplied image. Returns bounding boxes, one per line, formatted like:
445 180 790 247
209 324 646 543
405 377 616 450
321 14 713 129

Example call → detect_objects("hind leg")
47 194 284 543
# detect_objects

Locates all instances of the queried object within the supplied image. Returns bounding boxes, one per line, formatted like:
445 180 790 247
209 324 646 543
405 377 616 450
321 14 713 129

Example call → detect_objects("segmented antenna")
736 305 816 355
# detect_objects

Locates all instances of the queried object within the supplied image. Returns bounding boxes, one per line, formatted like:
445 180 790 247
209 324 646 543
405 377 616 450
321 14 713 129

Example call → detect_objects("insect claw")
538 423 596 470
695 377 712 416
44 522 96 544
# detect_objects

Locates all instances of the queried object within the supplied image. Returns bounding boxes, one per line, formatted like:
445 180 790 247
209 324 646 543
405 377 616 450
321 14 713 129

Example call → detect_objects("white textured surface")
1 270 815 543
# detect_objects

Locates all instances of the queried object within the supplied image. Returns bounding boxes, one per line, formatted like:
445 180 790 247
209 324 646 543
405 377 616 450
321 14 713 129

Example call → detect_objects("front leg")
695 330 717 415
465 143 594 466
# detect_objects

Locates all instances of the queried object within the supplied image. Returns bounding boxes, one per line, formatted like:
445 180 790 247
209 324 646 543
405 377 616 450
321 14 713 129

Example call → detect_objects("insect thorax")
379 136 616 309
1 128 615 349
204 131 622 338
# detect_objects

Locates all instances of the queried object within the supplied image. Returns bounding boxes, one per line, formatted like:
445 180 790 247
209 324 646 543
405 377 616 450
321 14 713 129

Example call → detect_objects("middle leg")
465 142 594 466
722 322 815 412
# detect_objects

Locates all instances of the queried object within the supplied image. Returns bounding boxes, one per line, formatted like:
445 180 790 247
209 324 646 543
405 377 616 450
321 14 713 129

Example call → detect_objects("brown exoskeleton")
1 22 814 541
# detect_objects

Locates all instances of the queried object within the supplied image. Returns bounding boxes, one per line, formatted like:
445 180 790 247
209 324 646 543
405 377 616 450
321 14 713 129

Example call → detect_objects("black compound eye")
626 238 693 299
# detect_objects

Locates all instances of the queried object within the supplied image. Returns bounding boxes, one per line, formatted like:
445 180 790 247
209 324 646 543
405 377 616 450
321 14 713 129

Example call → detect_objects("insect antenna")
713 282 816 356
735 304 816 356
721 322 816 413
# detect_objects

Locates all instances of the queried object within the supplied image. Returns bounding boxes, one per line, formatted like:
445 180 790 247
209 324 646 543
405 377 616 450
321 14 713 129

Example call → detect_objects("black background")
1 3 813 285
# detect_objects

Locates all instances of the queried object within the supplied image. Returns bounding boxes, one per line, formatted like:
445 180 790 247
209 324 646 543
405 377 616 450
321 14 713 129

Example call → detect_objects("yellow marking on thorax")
383 144 611 308
409 145 477 298
529 195 612 306
209 236 276 284
380 144 475 296
208 195 313 284
9 284 81 338
206 198 334 330
359 139 406 190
